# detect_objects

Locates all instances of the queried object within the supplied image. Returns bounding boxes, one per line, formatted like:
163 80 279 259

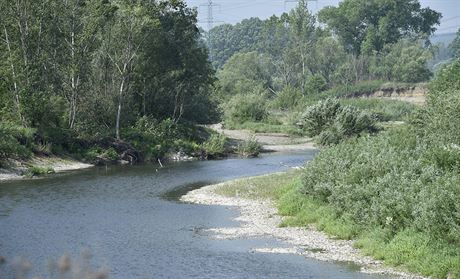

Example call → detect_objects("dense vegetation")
279 59 460 278
209 0 443 133
0 0 219 164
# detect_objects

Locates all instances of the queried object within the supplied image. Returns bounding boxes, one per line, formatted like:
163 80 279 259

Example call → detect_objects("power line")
284 0 318 11
200 0 221 31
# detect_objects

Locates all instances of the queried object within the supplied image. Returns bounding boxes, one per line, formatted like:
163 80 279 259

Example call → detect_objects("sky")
185 0 460 34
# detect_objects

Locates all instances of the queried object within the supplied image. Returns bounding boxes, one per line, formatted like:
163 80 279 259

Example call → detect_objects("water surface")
0 151 386 278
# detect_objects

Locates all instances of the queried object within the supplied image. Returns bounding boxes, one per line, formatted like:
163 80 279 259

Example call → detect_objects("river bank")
181 172 426 279
0 156 93 181
209 123 316 152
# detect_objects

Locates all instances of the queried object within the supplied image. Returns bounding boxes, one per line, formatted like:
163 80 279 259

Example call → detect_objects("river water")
0 151 386 279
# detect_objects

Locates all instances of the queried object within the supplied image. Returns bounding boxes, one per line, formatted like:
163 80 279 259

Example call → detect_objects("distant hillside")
431 32 456 46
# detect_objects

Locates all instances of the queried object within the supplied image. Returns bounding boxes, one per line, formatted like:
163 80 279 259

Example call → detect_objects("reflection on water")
0 151 385 278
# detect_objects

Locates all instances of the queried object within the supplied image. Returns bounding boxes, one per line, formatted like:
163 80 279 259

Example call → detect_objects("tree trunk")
3 26 23 124
115 77 125 140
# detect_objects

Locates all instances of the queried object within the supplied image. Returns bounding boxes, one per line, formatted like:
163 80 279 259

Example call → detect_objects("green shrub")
320 80 385 98
305 74 327 95
85 147 119 163
300 98 341 137
300 99 377 145
0 122 35 159
271 86 304 109
224 121 301 135
237 135 262 158
26 165 55 177
123 117 189 160
296 126 460 244
201 133 228 159
224 93 268 123
340 99 415 122
429 59 460 94
277 49 460 279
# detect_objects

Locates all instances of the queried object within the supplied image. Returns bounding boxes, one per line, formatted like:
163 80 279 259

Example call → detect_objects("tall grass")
340 99 415 122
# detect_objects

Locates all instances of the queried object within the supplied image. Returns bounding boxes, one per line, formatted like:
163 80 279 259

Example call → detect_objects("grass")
213 170 460 278
214 171 300 200
224 121 301 135
339 98 416 122
236 136 262 158
318 80 418 99
25 165 55 177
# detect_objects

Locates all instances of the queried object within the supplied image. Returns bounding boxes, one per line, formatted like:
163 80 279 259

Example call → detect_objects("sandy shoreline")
181 177 426 279
209 123 317 152
0 156 93 182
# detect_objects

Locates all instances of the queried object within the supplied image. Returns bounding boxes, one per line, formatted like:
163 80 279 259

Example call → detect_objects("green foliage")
201 133 228 159
277 126 460 277
305 74 327 95
236 136 262 158
215 171 300 200
300 98 342 137
320 80 386 98
281 63 460 275
340 99 415 122
318 0 441 54
0 122 35 159
271 86 304 109
224 94 268 123
371 40 433 83
123 117 196 161
450 29 460 58
0 0 216 162
357 229 460 278
217 51 273 99
300 98 377 145
84 147 119 163
429 58 460 96
224 121 301 136
26 166 55 177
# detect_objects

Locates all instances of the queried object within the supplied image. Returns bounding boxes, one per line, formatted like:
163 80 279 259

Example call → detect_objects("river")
0 151 386 278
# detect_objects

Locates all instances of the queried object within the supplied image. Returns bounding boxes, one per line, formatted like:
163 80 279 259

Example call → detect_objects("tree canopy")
0 0 216 143
318 0 441 54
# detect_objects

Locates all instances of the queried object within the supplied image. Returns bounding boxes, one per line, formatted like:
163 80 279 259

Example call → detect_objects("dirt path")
209 124 316 152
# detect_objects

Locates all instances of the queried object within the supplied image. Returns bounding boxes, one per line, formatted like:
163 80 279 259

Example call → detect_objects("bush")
237 135 262 158
305 74 327 95
271 86 304 110
223 93 268 123
201 133 228 159
123 117 181 160
277 46 460 279
320 80 385 98
26 165 55 177
0 122 35 159
300 98 341 137
84 147 119 164
340 99 415 122
300 99 377 145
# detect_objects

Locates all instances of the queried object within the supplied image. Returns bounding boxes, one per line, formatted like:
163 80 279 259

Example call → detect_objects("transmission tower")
200 0 220 31
284 0 318 11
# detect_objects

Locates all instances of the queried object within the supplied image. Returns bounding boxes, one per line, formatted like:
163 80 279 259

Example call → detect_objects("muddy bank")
181 176 426 279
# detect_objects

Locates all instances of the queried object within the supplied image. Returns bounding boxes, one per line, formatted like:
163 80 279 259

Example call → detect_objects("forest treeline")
0 0 220 163
1 0 460 164
209 0 460 139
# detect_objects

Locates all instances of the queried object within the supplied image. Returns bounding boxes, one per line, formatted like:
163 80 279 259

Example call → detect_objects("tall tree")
287 0 317 93
104 0 157 140
318 0 441 54
450 29 460 59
